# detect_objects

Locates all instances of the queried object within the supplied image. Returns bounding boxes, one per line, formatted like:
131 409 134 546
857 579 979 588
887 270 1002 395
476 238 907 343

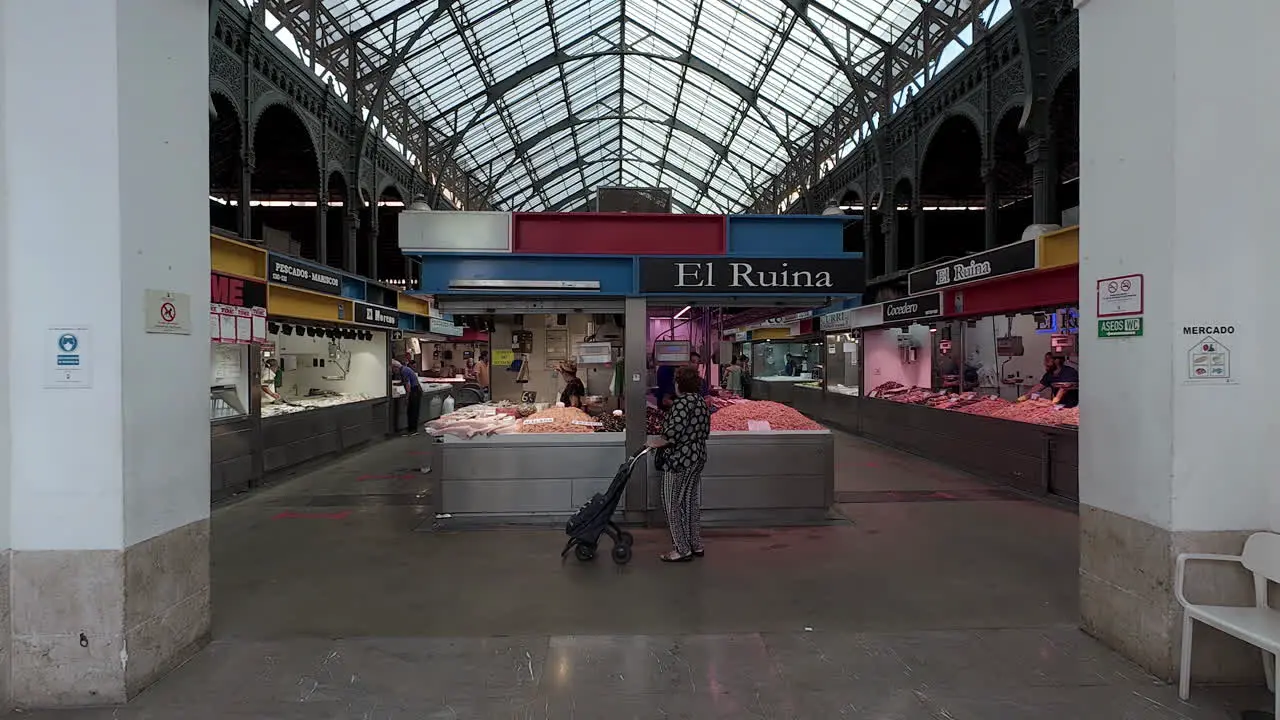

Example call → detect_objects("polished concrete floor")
22 433 1273 718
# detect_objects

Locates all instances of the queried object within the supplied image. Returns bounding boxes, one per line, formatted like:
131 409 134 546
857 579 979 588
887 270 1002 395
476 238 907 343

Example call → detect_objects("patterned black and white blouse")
661 392 711 473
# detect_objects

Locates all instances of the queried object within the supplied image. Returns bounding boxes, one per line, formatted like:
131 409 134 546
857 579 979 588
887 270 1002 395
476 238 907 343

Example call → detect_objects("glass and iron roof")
250 0 1002 212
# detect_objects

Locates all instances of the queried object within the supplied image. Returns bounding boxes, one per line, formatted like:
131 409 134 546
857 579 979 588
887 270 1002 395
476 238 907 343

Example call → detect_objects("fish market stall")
209 234 441 500
399 209 859 525
415 304 633 524
843 232 1081 500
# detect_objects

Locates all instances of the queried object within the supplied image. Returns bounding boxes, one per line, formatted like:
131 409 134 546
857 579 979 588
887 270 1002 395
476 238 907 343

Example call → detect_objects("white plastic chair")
1176 531 1280 716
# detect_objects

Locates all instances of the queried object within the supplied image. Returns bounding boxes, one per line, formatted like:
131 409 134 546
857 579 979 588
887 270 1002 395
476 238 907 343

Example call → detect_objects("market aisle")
20 432 1269 717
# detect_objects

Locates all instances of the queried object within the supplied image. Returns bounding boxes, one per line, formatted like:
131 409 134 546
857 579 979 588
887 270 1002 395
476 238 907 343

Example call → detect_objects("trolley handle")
625 446 652 473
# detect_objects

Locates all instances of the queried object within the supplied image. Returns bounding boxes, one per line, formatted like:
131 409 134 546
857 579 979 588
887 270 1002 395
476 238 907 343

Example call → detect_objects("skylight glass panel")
294 0 983 211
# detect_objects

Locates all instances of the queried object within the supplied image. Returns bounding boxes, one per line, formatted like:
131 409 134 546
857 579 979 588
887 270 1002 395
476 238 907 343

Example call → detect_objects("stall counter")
433 433 627 524
646 430 834 526
748 375 812 405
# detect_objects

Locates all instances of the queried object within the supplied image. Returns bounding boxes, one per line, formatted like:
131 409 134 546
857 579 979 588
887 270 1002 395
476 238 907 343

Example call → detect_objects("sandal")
692 548 705 557
659 551 694 563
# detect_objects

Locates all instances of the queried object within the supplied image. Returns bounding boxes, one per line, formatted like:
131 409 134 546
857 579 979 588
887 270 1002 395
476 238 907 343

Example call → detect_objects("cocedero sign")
907 239 1037 295
268 253 343 295
880 293 942 323
639 257 864 294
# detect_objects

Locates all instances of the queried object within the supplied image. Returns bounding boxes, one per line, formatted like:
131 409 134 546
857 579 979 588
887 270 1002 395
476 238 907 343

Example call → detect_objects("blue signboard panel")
726 215 859 257
341 276 366 300
420 255 636 295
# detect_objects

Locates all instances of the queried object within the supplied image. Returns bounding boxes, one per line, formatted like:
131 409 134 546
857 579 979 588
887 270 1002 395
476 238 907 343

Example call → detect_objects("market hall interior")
2 0 1280 717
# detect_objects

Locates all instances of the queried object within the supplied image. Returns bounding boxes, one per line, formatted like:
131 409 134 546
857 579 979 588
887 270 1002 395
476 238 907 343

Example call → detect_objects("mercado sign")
907 239 1037 295
639 257 865 294
880 293 943 324
267 252 343 295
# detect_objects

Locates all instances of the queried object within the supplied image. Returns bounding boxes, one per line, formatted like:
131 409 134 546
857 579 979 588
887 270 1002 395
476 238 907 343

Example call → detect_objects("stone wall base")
1080 505 1269 684
8 519 210 707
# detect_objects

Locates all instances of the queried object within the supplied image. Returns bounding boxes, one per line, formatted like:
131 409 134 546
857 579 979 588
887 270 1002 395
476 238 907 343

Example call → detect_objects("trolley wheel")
612 543 632 565
618 531 634 546
574 544 596 562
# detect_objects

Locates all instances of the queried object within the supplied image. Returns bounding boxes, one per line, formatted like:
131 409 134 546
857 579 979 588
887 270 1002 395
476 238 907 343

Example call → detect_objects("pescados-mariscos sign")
639 257 864 294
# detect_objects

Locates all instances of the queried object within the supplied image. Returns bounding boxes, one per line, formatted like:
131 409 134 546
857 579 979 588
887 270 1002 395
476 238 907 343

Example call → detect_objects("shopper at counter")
392 359 424 435
723 356 744 396
1019 352 1080 408
646 365 710 563
557 360 586 409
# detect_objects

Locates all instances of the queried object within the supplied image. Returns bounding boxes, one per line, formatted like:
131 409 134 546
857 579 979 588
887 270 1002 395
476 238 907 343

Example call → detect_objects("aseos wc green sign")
1098 317 1144 338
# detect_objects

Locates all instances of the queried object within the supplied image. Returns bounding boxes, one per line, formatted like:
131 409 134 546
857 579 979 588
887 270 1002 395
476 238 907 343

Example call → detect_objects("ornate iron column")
982 158 998 248
239 147 254 238
1026 131 1058 225
316 172 328 265
881 186 897 274
344 205 359 273
912 187 925 264
368 192 380 280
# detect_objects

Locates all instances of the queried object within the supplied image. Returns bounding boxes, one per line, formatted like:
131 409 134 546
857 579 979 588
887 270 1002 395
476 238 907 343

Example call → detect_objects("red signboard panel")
944 265 1079 317
511 213 726 255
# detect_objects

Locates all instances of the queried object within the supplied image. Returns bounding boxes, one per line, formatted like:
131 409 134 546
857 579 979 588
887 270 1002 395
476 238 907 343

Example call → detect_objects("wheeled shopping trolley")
560 447 649 565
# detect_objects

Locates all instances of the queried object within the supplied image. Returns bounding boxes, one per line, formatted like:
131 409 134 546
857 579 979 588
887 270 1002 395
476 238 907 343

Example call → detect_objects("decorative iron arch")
249 97 321 172
917 108 986 175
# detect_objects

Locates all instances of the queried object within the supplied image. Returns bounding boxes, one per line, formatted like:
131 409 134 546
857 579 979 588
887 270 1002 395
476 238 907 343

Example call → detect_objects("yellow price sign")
492 349 516 366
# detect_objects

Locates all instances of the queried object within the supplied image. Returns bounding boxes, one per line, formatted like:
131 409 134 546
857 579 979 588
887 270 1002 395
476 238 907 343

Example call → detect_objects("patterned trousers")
662 468 703 555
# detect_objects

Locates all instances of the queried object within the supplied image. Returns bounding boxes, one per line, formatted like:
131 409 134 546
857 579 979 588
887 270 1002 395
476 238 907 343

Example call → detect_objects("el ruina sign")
268 253 343 295
354 302 399 329
210 272 266 309
639 257 865 294
881 293 942 323
907 239 1037 295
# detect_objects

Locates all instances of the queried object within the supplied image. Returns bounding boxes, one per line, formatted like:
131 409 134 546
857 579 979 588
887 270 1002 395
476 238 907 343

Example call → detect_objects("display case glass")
261 324 389 418
210 342 252 421
824 332 860 396
749 341 821 378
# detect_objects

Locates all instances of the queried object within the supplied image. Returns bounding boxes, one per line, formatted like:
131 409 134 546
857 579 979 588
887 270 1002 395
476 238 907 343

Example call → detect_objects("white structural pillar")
0 0 211 707
1078 0 1280 682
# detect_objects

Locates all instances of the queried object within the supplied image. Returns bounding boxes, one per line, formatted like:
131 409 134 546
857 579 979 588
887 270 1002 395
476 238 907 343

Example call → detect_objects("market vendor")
557 360 587 408
1019 352 1079 408
261 358 284 404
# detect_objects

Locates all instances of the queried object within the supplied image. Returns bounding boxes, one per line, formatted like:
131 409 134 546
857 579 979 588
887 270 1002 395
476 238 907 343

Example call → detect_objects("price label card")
523 417 554 425
747 420 772 432
571 420 603 427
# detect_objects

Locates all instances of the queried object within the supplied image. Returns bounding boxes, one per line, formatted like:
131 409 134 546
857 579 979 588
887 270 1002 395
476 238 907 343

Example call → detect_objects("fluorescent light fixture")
447 279 600 291
673 305 691 320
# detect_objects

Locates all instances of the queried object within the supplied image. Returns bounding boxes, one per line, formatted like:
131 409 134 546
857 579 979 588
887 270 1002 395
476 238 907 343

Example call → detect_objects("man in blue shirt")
1019 352 1079 408
392 359 423 435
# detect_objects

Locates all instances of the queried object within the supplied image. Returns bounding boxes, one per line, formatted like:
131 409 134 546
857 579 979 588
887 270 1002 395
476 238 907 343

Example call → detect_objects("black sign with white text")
881 293 943 323
268 253 343 295
639 257 865 294
354 302 399 329
907 239 1037 295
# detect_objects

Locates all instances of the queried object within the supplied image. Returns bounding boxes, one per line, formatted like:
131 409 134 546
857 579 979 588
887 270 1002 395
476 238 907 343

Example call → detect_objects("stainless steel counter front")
790 390 1079 501
436 433 627 524
261 398 389 475
748 377 807 404
646 431 835 526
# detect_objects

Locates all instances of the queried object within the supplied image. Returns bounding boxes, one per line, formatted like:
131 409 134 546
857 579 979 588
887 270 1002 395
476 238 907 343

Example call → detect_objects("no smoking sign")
145 289 192 335
1097 274 1143 318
